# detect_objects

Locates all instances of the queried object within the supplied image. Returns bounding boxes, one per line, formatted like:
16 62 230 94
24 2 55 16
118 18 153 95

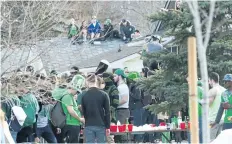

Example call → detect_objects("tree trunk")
198 49 210 143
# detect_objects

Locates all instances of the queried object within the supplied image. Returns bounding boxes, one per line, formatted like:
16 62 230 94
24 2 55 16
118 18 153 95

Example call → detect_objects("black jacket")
103 24 114 34
120 21 135 36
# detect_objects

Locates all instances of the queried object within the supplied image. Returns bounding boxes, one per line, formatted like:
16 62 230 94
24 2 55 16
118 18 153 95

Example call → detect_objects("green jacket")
20 93 39 127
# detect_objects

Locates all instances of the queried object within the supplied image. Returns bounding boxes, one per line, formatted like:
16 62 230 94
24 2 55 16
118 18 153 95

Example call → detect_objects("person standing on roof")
88 16 101 40
120 19 135 43
145 35 164 53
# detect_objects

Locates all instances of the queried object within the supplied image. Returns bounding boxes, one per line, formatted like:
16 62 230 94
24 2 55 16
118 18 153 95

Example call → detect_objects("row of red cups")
110 124 133 132
110 124 156 132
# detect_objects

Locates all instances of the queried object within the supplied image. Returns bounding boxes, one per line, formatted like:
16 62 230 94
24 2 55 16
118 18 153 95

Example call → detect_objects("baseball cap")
223 74 232 81
114 69 127 78
67 84 82 93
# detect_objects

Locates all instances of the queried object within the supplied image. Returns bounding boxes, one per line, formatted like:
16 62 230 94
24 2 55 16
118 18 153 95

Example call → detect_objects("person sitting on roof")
88 16 101 40
79 20 88 42
119 19 135 43
102 19 114 41
68 18 79 39
131 30 141 39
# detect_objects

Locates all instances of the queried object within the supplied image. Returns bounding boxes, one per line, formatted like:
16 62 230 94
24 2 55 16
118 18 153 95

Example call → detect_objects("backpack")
50 95 66 128
8 106 27 132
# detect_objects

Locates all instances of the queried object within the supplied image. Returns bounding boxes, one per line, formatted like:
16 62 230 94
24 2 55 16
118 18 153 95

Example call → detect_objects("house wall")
80 53 144 74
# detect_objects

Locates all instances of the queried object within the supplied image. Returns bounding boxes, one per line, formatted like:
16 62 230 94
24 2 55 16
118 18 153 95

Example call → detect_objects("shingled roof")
36 37 143 73
75 44 142 68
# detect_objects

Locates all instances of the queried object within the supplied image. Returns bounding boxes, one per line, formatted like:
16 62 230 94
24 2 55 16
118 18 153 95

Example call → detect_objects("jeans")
36 125 57 143
188 116 203 143
16 126 33 143
10 131 17 142
210 121 223 142
143 110 160 142
222 123 232 130
131 108 145 142
49 120 63 143
61 125 81 143
84 126 106 143
115 109 130 143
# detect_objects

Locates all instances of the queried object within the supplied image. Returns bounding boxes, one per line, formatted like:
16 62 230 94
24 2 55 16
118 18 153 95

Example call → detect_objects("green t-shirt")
221 90 232 123
52 87 68 100
189 86 203 117
198 87 203 116
20 93 39 127
61 94 81 126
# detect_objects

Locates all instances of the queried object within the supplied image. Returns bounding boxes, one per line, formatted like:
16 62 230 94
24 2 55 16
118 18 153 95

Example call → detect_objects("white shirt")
209 84 226 122
93 22 96 27
117 83 130 109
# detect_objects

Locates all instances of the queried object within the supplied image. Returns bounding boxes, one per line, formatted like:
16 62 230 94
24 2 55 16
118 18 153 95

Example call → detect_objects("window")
166 46 179 54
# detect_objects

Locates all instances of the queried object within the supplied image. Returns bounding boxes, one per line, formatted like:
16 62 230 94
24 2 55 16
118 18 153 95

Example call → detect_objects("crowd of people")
67 16 141 45
1 59 232 144
0 61 156 143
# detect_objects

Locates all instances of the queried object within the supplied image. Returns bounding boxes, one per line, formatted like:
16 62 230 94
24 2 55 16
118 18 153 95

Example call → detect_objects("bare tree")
1 1 71 76
121 1 166 34
185 0 216 143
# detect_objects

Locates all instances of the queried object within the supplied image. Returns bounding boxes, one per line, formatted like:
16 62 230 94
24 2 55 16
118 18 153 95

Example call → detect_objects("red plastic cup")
118 125 126 132
128 124 133 132
110 125 117 132
159 122 166 126
180 122 186 129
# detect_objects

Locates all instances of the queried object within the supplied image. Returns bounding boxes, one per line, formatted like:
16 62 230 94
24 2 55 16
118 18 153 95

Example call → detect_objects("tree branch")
203 0 216 49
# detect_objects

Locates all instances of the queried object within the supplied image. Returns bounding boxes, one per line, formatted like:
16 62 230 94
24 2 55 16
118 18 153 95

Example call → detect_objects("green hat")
197 80 203 87
114 69 127 78
67 84 81 93
127 72 140 80
104 19 111 25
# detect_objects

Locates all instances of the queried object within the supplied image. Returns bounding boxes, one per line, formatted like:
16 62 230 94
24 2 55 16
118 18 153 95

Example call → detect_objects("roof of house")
75 44 142 68
3 1 177 75
39 38 144 72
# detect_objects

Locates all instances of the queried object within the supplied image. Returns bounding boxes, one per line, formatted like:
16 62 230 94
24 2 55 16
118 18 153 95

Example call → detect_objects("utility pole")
188 37 199 144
